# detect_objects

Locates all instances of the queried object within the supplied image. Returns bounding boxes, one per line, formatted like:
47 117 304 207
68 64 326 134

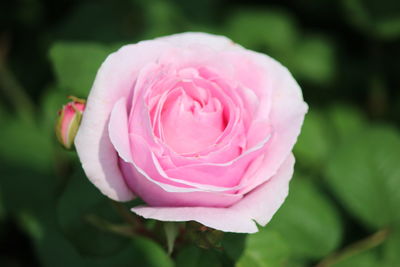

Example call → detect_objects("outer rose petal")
237 50 308 194
121 160 243 207
156 32 234 50
132 154 295 233
75 33 239 201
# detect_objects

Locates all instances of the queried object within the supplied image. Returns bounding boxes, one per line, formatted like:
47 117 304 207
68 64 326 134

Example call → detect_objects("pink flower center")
160 85 226 154
145 67 229 155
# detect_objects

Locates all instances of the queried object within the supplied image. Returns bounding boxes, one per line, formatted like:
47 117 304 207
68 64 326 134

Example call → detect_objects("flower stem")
316 228 390 267
110 201 159 242
85 214 136 238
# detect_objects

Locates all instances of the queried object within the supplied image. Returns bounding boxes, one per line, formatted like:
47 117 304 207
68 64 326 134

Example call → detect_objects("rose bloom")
75 32 307 233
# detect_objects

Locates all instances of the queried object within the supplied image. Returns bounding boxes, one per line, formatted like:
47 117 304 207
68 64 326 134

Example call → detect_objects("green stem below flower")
110 201 160 242
316 228 390 267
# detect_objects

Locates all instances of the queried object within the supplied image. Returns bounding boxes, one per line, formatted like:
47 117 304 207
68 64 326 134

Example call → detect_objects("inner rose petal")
160 85 226 154
132 63 249 167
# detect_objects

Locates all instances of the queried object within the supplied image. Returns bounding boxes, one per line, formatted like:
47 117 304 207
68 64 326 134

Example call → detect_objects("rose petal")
160 86 225 154
132 154 295 233
164 133 271 187
238 52 308 194
121 159 243 207
156 32 235 50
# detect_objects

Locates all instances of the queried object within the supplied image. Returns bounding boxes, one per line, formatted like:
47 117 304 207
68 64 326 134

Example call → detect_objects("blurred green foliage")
1 0 400 266
49 42 115 97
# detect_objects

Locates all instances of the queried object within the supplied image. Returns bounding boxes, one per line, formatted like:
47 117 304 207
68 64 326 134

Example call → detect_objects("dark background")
1 0 400 266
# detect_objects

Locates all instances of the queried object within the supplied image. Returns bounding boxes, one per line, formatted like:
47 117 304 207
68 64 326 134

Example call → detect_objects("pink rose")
75 32 307 233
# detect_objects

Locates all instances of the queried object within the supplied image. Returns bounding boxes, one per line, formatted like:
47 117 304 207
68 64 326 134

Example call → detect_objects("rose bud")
56 96 86 149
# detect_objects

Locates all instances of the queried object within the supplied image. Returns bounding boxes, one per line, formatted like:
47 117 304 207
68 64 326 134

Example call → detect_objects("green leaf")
383 228 400 266
49 42 113 97
236 228 290 267
164 222 179 254
8 189 88 267
227 9 298 53
328 105 366 141
88 237 174 267
331 250 380 267
341 0 400 40
57 168 129 257
0 118 56 217
269 177 342 259
175 245 222 267
0 105 5 122
17 211 44 240
35 227 86 267
292 35 336 85
222 233 247 262
325 126 400 229
141 0 183 39
294 110 332 168
40 88 68 135
24 211 172 267
0 118 53 172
